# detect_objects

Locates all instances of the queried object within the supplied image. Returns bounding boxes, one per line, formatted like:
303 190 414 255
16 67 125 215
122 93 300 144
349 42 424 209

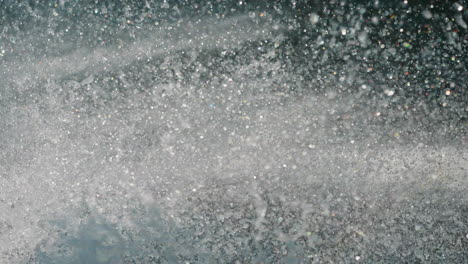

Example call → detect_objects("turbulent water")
1 1 467 263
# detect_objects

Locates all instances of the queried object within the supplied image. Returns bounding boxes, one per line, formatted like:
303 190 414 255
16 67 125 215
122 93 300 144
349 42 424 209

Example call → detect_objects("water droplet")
384 89 395 96
309 13 319 24
422 10 432 19
455 14 467 29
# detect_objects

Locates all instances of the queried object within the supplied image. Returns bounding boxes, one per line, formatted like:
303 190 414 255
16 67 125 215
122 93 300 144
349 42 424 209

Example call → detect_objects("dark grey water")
1 1 467 263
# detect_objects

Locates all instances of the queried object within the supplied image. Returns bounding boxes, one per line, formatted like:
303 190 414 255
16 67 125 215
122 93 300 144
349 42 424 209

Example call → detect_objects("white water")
1 13 467 264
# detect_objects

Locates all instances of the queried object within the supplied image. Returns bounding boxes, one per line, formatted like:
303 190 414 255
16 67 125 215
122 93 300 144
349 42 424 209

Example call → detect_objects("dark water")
1 1 467 263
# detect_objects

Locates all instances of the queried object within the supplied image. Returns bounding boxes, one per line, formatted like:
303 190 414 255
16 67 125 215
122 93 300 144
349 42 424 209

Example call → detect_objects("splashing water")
1 1 467 263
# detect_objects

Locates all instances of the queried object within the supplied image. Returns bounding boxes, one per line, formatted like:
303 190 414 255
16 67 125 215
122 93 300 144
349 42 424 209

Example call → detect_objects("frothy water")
1 2 467 263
